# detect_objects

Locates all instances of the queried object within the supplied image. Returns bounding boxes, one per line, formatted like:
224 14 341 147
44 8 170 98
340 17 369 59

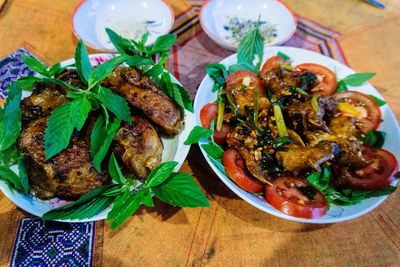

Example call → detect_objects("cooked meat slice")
286 96 337 132
57 69 87 88
276 141 338 172
113 116 163 180
18 117 109 200
329 116 360 137
21 82 68 124
102 67 182 136
263 69 299 97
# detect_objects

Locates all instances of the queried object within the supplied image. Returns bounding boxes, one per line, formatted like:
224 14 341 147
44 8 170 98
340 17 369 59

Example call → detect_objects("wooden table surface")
1 0 400 266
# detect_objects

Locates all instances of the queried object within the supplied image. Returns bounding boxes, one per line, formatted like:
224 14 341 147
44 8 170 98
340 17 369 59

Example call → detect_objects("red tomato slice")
265 176 328 219
346 146 398 190
200 103 231 144
226 70 263 92
222 148 264 193
260 56 286 78
297 63 337 96
334 91 381 132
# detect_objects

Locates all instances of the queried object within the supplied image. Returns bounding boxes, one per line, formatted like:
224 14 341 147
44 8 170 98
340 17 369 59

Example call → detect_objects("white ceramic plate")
194 46 400 223
200 0 296 51
72 0 174 52
0 54 195 222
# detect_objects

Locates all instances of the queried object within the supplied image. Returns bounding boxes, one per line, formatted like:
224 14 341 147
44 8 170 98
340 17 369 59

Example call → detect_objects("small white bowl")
200 0 297 51
72 0 175 52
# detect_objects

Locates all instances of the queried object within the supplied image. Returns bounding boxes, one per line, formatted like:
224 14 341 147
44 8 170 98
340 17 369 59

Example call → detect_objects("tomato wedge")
265 176 327 219
222 148 264 193
346 146 398 190
334 91 381 133
260 56 286 78
226 70 263 92
200 103 231 144
297 63 337 96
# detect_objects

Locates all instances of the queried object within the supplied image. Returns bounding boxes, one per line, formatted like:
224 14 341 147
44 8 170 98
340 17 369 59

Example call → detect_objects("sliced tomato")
346 146 398 190
260 56 286 78
200 103 231 144
297 63 337 96
226 70 263 92
265 176 327 219
222 148 264 193
334 91 381 132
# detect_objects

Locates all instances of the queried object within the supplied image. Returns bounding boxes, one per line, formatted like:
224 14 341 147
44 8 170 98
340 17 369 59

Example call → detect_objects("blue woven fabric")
11 217 95 267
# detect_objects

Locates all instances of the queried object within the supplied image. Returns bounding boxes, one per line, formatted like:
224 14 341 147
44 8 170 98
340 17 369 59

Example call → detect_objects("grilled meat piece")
102 67 182 136
21 82 68 124
57 69 87 88
286 96 337 133
18 117 109 200
113 116 163 180
263 69 299 97
276 141 339 172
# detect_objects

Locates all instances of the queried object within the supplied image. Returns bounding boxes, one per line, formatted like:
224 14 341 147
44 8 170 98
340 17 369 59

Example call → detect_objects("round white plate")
194 46 400 223
72 0 174 52
200 0 297 51
0 54 195 222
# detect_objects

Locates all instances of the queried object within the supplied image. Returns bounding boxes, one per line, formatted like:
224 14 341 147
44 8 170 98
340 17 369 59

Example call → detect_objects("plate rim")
0 53 194 222
193 46 400 224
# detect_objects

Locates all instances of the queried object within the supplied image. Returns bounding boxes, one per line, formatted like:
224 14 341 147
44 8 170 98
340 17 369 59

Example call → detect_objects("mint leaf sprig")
43 155 210 230
105 28 193 112
335 72 376 93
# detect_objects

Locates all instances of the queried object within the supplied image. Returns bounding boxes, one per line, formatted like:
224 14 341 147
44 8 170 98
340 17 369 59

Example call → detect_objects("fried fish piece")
102 67 183 136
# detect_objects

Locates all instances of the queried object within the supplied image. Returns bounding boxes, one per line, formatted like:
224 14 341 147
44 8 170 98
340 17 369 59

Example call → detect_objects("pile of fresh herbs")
0 30 208 229
184 23 397 209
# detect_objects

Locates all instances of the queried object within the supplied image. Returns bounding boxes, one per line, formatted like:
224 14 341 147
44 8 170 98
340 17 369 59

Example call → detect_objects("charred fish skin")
102 67 183 136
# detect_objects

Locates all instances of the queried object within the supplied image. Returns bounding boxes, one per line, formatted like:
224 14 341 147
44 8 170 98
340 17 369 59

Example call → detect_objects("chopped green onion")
227 93 239 117
282 63 295 71
253 89 259 123
295 87 308 96
273 104 288 137
216 102 225 131
311 95 320 113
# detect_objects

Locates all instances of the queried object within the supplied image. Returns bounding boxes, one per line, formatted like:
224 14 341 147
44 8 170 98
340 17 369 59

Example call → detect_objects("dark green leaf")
369 95 386 106
172 83 193 112
0 85 22 151
91 115 107 158
396 172 400 179
363 130 386 148
206 63 228 93
147 34 176 55
108 153 125 184
228 62 258 74
277 51 291 61
106 189 131 222
141 189 154 207
48 63 64 77
0 145 21 166
201 143 224 159
125 55 154 68
41 77 81 91
208 156 227 176
0 166 27 194
110 192 142 230
342 72 375 86
144 64 164 78
75 40 92 84
92 117 121 172
88 55 130 88
44 102 75 159
335 80 348 93
17 158 30 195
97 86 131 123
105 28 135 54
236 24 264 73
22 55 49 77
153 172 210 208
71 96 92 131
184 126 213 145
146 161 178 188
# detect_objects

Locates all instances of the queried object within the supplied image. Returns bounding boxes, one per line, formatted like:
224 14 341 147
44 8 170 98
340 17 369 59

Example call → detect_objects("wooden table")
1 0 399 266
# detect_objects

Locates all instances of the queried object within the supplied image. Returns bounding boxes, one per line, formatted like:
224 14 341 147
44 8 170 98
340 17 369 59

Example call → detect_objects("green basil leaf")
71 96 92 131
88 55 130 88
97 86 131 123
92 116 121 172
236 24 264 73
0 145 21 166
108 153 125 184
0 85 22 151
0 165 28 194
6 77 41 98
44 102 75 159
17 157 30 195
277 51 291 61
144 64 164 78
141 189 154 207
125 55 154 68
75 40 92 84
22 55 49 77
228 62 259 74
110 192 142 230
41 77 81 91
335 80 348 93
363 130 386 148
184 126 213 145
369 95 386 106
206 63 228 93
48 63 64 77
140 32 150 47
106 28 135 54
207 156 227 176
91 115 107 158
342 72 375 86
201 143 224 159
146 161 179 188
172 83 193 112
153 172 210 208
106 188 131 222
147 34 176 55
